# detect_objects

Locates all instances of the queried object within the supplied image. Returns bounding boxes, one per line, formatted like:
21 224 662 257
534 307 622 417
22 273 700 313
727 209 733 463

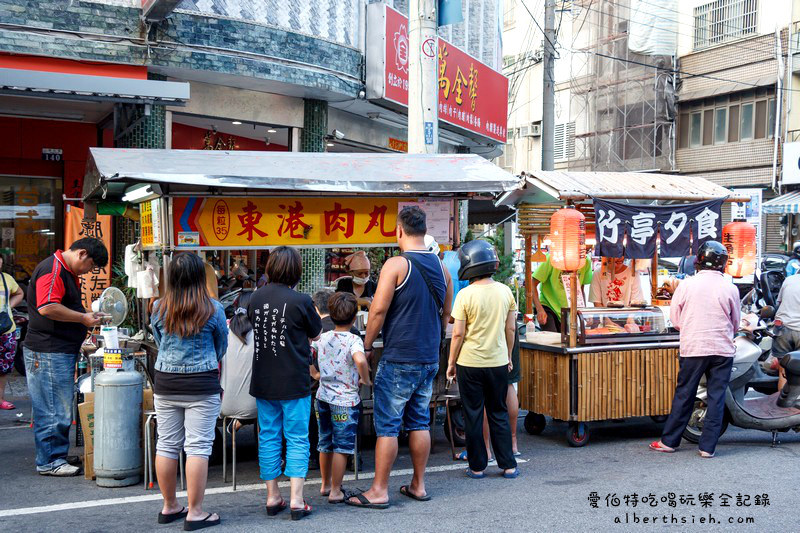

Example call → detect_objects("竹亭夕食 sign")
366 3 509 143
172 197 401 248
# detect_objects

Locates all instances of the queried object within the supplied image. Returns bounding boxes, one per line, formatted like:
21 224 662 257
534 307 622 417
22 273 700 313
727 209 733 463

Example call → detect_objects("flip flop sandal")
503 468 520 479
344 492 390 509
158 507 188 524
183 513 220 531
0 401 15 410
465 469 486 479
266 498 287 516
399 485 431 502
699 450 715 458
454 450 468 461
290 502 312 521
513 451 522 457
649 441 675 453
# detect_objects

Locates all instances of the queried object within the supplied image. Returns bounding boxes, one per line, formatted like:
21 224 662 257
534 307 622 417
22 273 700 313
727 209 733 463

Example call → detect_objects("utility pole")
542 0 556 170
408 0 439 154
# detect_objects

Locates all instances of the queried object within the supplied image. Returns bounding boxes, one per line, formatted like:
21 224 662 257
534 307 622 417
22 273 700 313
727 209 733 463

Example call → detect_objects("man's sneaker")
39 463 82 477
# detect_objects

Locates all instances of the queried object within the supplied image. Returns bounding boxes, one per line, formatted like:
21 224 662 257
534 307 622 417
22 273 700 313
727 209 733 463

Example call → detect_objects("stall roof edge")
82 148 522 200
495 170 747 206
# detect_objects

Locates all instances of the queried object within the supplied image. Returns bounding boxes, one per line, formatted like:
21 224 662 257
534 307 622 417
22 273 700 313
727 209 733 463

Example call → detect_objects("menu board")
398 199 452 245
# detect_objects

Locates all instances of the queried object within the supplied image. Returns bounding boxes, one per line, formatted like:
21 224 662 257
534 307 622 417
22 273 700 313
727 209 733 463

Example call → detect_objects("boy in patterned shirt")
310 292 371 503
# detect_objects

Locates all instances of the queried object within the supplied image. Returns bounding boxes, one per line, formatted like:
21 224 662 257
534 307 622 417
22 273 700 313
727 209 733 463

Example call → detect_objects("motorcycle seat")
780 352 800 375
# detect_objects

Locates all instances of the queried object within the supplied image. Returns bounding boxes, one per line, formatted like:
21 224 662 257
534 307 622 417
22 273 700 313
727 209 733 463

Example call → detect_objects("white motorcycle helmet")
424 234 440 254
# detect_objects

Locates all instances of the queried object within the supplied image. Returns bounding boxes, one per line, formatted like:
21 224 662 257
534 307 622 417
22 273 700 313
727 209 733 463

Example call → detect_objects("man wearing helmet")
650 241 740 459
446 239 518 479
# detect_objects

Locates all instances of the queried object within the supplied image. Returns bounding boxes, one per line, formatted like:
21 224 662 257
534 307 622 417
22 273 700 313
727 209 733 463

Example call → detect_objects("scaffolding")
568 0 676 172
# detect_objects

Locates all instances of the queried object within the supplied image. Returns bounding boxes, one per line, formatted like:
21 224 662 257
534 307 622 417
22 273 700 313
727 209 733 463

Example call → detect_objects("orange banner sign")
65 206 113 311
173 197 400 248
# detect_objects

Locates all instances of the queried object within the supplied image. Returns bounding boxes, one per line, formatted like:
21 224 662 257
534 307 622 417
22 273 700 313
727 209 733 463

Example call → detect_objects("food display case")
560 307 676 346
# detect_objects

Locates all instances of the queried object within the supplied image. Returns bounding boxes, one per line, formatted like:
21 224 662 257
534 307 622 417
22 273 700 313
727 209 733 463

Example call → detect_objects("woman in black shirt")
249 247 322 521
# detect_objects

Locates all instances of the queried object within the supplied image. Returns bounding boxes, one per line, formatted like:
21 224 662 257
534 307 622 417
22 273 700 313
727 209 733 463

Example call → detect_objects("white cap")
424 234 440 254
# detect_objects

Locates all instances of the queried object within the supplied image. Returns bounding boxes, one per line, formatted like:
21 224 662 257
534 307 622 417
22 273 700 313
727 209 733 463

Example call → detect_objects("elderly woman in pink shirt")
650 241 740 459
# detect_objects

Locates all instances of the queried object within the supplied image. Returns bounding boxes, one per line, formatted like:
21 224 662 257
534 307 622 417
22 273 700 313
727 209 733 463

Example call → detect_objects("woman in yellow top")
446 240 518 479
0 255 24 410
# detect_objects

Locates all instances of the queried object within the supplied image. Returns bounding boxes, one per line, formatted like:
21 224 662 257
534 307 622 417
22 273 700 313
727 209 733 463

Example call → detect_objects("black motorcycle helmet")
792 241 800 258
457 239 500 281
694 240 729 272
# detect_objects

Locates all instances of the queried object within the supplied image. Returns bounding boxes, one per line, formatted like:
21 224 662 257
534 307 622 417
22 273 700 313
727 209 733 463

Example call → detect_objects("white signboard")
731 188 763 277
398 199 452 245
783 142 800 185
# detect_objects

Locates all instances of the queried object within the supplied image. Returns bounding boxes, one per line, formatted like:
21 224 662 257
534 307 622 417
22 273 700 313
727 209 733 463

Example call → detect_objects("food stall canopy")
762 190 800 214
496 170 746 206
83 148 520 201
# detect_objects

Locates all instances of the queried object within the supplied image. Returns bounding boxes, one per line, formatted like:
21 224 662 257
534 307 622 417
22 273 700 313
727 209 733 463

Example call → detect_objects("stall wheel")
524 412 547 435
566 422 590 447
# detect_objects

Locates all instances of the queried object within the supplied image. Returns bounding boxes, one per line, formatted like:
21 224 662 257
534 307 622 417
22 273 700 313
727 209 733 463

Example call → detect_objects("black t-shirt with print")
248 283 322 401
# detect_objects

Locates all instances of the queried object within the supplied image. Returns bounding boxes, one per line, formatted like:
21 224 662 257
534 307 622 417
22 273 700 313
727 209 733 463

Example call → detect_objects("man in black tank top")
346 207 453 509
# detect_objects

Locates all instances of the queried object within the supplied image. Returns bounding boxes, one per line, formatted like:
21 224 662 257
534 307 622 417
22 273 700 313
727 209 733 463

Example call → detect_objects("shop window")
714 108 727 144
0 177 62 282
740 102 754 140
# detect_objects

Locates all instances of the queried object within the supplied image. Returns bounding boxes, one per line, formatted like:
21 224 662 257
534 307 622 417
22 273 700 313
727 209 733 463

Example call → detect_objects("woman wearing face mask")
335 251 377 310
589 257 646 308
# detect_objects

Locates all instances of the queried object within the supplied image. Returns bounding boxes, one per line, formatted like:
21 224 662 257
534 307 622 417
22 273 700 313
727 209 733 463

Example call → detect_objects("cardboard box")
143 388 154 412
84 452 95 481
78 394 95 454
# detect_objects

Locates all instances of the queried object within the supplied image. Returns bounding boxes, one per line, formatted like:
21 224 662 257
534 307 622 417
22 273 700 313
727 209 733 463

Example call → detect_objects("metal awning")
0 68 190 105
763 191 800 214
83 148 520 200
679 74 777 102
496 170 746 206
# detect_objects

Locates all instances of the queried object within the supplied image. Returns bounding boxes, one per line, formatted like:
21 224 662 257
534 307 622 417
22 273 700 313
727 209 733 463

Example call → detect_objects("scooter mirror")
760 306 775 320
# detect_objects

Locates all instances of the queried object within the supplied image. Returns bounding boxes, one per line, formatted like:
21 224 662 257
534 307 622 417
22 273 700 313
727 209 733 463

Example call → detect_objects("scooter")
684 307 800 446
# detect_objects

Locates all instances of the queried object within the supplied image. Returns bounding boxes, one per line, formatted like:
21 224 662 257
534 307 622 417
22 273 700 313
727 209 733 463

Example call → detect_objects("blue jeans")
315 400 360 455
256 396 310 480
24 348 78 471
373 360 438 437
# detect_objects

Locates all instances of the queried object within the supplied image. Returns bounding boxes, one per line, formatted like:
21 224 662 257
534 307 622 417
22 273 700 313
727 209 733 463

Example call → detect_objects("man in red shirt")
25 237 108 476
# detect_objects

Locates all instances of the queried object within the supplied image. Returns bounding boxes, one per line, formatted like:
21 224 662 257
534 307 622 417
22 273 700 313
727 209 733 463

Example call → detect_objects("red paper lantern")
549 206 586 271
723 220 757 278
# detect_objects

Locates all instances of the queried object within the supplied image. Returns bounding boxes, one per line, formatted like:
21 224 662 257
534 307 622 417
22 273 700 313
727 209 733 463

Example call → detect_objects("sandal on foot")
345 492 390 509
699 450 715 458
266 498 287 516
399 485 431 502
290 502 312 521
503 468 520 479
649 441 675 453
158 507 188 524
465 469 486 479
454 450 468 461
183 513 220 531
0 400 15 410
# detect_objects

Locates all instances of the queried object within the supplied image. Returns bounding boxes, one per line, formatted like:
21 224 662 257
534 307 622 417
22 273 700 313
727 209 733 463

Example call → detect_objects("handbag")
401 253 447 348
0 274 13 335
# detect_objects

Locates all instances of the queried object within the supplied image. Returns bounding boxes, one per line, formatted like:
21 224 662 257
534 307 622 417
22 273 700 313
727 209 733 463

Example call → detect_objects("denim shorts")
373 360 438 438
316 399 360 455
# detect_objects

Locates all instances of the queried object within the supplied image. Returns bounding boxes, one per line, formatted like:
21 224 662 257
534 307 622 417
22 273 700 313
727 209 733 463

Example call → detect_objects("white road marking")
0 459 527 517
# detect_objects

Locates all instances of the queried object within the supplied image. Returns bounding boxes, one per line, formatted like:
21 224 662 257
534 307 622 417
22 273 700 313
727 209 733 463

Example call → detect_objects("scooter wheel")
566 422 590 447
683 399 729 444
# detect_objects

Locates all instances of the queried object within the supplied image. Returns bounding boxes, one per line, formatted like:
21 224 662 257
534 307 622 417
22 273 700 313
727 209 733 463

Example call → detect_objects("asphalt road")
1 375 798 532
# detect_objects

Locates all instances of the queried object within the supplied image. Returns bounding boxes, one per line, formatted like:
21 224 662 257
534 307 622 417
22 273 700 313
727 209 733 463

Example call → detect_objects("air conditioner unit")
529 122 542 137
518 125 529 138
